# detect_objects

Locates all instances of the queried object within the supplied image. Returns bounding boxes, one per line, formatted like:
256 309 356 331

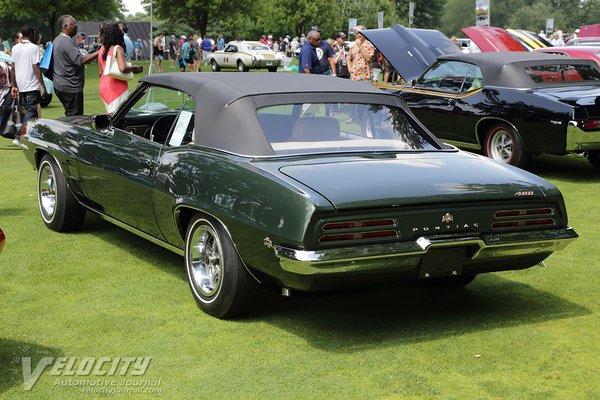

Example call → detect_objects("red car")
566 37 600 47
533 46 600 67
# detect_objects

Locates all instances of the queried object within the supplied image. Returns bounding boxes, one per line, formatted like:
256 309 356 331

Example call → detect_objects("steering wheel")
149 115 176 144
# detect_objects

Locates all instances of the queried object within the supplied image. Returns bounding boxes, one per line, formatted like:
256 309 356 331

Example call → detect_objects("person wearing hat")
347 25 374 81
310 26 336 76
332 32 350 78
134 38 142 60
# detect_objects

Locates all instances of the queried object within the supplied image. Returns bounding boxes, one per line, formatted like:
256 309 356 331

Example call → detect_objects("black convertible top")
141 72 384 106
137 73 412 156
436 52 600 87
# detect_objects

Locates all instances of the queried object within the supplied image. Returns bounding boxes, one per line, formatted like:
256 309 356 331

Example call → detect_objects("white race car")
207 41 284 72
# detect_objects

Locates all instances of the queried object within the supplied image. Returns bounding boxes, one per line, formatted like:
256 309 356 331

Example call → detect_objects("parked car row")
363 24 600 169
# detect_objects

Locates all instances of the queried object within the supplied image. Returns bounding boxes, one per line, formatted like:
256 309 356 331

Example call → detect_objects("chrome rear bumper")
274 228 578 276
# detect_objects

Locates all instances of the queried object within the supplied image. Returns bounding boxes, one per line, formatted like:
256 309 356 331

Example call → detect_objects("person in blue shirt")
217 34 225 51
298 30 322 74
118 22 134 61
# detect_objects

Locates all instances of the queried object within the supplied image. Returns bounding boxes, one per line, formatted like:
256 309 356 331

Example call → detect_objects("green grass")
1 69 600 399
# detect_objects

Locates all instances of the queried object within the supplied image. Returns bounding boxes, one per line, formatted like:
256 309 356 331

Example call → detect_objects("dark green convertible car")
21 73 577 318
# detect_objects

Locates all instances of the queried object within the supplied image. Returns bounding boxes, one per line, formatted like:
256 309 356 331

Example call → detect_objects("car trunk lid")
277 152 545 211
462 26 527 52
529 85 600 118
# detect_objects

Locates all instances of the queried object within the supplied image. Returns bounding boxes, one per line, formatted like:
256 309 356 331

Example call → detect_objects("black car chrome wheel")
484 123 528 168
37 154 85 232
185 215 259 318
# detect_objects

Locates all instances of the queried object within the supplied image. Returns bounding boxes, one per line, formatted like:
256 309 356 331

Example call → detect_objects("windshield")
256 102 438 156
524 64 600 83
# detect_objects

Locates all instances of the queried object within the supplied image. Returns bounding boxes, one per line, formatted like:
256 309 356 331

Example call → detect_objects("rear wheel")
484 123 528 168
237 60 249 72
185 215 259 318
210 59 220 72
587 151 600 168
267 66 277 73
37 154 85 232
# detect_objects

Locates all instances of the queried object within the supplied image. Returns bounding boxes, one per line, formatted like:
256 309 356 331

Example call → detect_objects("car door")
400 60 470 139
77 85 189 239
223 44 238 67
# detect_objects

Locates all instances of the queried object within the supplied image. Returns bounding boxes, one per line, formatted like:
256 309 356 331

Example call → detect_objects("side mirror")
93 114 111 130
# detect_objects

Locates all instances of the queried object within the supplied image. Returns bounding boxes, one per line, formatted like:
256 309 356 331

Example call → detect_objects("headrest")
292 117 340 141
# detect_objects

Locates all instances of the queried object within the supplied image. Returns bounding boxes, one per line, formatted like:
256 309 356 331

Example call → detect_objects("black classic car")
363 26 600 169
21 73 577 318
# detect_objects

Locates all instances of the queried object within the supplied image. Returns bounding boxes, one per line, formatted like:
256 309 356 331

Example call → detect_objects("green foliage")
0 0 121 38
396 0 446 29
337 0 401 33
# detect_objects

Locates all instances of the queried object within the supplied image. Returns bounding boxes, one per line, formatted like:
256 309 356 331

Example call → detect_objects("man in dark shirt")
297 31 322 74
311 26 336 76
52 15 99 116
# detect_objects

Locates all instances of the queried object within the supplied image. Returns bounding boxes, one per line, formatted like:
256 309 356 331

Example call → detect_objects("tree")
0 0 121 38
149 0 254 38
337 0 401 33
396 0 446 29
254 0 340 38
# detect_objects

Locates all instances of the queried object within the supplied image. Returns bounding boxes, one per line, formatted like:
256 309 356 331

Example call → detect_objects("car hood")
277 152 546 210
529 85 600 107
361 25 460 82
462 26 527 52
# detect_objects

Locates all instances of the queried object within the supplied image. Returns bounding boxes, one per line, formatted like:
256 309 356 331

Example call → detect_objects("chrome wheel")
188 222 223 298
488 127 513 163
38 161 57 222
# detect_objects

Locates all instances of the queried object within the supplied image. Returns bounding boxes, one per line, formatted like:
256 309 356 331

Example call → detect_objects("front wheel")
484 123 528 168
210 59 220 72
237 60 249 72
185 215 259 318
37 154 86 232
267 66 277 73
587 151 600 168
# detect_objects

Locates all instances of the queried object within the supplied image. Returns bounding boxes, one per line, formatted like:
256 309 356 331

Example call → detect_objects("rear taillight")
582 119 600 130
20 121 28 138
492 208 556 230
319 218 397 243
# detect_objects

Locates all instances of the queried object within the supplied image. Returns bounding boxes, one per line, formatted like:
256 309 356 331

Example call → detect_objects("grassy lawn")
1 64 600 399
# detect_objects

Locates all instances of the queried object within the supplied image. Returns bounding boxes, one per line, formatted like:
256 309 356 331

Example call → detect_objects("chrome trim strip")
95 213 185 256
274 228 578 275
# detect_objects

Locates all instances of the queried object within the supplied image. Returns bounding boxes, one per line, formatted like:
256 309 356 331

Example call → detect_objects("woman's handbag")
103 47 133 81
1 96 22 138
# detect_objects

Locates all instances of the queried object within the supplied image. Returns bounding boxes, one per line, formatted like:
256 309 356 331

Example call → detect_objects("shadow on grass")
529 154 600 182
80 214 185 281
0 338 62 394
249 274 590 351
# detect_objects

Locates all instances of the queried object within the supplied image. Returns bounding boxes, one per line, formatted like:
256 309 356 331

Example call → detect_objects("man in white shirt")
10 25 47 144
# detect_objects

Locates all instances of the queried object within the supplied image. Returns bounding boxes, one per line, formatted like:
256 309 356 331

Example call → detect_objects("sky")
123 0 145 15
